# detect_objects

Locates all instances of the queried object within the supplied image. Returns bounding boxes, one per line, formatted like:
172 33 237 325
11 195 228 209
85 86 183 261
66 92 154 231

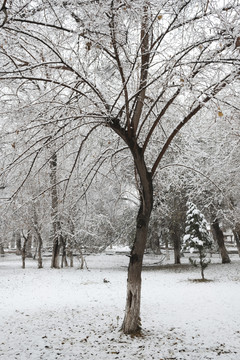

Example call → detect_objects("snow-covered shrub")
182 202 212 280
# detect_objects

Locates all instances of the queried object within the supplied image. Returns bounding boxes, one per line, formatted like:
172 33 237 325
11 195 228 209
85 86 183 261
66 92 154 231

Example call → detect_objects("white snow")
1 253 240 360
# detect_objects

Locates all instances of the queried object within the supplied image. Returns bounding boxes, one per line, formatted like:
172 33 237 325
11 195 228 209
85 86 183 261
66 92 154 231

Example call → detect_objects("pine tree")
182 202 212 280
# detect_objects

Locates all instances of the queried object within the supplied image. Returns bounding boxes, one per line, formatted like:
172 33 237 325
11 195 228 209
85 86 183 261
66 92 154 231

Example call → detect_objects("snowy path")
0 253 240 359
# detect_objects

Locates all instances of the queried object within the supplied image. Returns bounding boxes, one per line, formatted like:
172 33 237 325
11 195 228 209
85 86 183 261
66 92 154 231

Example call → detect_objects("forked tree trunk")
121 150 153 334
211 218 230 264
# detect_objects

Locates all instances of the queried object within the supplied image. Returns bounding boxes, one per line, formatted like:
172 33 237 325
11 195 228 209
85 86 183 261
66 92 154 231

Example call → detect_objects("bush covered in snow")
182 202 212 280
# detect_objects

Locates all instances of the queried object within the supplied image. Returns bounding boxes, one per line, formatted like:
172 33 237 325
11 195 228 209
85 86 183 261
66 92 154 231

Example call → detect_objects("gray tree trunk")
173 235 181 265
50 152 61 269
171 223 181 265
211 218 230 263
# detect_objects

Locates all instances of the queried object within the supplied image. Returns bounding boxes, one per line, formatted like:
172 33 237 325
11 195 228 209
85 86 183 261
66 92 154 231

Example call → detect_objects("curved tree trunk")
121 146 153 334
211 218 230 263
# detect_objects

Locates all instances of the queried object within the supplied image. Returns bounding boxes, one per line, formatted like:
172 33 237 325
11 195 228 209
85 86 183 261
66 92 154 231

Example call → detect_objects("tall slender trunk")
37 234 43 269
50 152 61 269
21 231 30 269
32 205 43 268
211 218 230 263
121 149 153 334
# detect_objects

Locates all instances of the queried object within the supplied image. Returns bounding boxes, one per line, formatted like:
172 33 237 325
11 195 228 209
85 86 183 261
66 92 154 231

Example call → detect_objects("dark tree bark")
119 141 153 334
110 120 154 334
168 195 186 265
173 229 181 265
211 218 231 263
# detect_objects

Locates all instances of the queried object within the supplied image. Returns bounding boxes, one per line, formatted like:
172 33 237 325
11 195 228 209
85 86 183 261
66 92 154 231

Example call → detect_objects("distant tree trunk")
21 231 30 269
50 152 61 269
68 218 75 267
77 248 85 269
33 236 37 260
70 252 74 267
26 232 32 258
170 222 181 265
10 232 15 249
61 236 68 268
37 233 43 269
32 206 43 268
165 238 170 260
15 231 22 255
232 227 240 257
0 243 4 254
173 232 181 265
211 218 230 263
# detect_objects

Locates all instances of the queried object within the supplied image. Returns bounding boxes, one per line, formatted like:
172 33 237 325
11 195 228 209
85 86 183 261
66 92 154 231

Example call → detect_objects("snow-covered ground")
0 252 240 360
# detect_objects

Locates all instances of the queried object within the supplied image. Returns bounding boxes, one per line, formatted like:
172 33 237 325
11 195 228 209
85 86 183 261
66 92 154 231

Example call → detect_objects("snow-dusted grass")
1 253 240 360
